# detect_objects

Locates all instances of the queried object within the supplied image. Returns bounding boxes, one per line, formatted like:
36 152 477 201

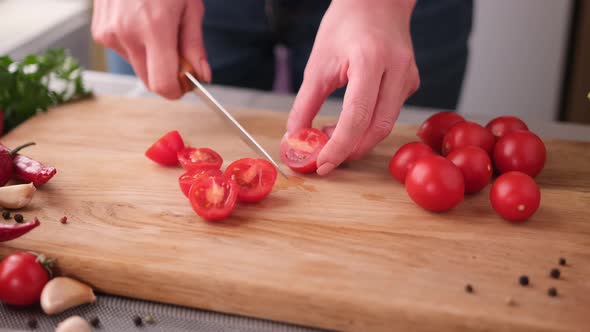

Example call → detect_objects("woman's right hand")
92 0 211 99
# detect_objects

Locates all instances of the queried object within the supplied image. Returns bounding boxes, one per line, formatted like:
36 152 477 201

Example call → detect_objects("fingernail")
316 162 336 176
200 59 211 83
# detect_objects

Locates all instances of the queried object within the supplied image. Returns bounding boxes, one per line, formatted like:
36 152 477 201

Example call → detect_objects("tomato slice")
145 130 185 166
188 175 238 221
178 168 223 197
178 147 223 171
224 158 278 203
280 128 328 173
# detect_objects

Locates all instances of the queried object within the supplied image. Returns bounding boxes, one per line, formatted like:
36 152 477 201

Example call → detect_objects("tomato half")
178 147 223 171
417 112 465 153
224 158 278 203
485 116 529 139
178 169 223 197
490 171 540 222
145 130 185 166
493 130 546 178
188 175 238 221
447 146 493 194
405 155 464 212
388 142 435 183
0 252 50 306
280 128 328 173
442 121 496 156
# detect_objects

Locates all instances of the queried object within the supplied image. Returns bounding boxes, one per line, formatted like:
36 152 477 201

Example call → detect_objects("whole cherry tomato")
405 155 465 212
490 171 540 222
442 121 496 156
447 146 493 194
0 252 51 306
493 130 546 178
417 112 465 153
485 116 529 139
388 142 435 183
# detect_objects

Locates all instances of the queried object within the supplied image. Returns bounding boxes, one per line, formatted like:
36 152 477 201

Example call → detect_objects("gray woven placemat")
0 293 326 332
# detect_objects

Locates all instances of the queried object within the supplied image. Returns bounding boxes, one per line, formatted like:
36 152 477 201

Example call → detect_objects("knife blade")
183 71 288 178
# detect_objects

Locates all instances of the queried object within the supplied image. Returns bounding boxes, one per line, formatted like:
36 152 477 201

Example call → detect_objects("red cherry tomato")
0 252 50 306
490 171 540 222
405 155 465 212
188 175 238 221
388 142 435 183
321 124 336 139
447 146 493 194
178 147 223 171
485 116 529 139
442 121 495 156
493 130 546 178
178 168 223 197
224 158 278 203
145 130 185 166
280 128 328 173
417 112 465 153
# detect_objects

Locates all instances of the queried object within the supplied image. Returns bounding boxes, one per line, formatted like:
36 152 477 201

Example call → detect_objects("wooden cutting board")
1 96 589 332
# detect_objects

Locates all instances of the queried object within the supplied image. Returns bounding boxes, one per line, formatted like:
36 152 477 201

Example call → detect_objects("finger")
348 68 407 160
179 0 211 83
145 26 182 99
316 63 383 175
124 43 149 87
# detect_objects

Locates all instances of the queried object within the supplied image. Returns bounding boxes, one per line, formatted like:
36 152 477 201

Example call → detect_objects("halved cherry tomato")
145 130 185 166
178 147 223 171
493 130 546 178
188 175 238 221
417 112 465 153
485 116 529 139
442 121 495 156
178 169 223 197
388 142 435 183
447 146 493 194
321 124 336 139
490 171 540 222
280 128 328 173
224 158 278 203
405 155 464 212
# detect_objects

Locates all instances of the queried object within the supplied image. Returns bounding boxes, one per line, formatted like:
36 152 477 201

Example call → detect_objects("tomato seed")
90 317 100 328
27 318 38 329
550 268 560 279
559 258 567 266
2 210 10 220
548 287 558 297
14 214 24 223
133 316 143 326
465 284 474 293
519 275 529 286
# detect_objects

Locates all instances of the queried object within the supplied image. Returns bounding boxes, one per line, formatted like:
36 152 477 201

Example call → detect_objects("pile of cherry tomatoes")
389 112 545 222
145 131 277 221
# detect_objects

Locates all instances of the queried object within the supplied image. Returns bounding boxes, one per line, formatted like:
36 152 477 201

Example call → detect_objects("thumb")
179 0 211 84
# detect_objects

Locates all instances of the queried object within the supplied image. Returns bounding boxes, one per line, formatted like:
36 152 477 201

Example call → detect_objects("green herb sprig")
0 48 93 132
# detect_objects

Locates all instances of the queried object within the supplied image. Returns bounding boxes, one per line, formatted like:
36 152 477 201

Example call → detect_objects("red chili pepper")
0 217 40 242
13 155 57 187
0 142 36 186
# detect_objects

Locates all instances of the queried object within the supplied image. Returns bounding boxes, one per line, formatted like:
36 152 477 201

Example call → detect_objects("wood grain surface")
1 96 589 332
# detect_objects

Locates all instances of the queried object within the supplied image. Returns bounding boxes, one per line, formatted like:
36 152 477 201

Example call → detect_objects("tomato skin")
417 112 465 153
178 147 223 171
0 252 49 306
224 158 277 203
145 130 185 166
188 175 238 221
485 116 529 139
447 146 493 194
442 121 496 156
493 130 546 178
388 142 435 183
280 128 329 173
178 169 223 197
490 171 540 222
405 155 465 212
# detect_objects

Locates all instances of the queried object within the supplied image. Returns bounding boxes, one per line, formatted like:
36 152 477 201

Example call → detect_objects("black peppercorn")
90 316 100 328
133 315 143 326
559 258 566 266
550 268 560 279
14 214 24 223
27 318 38 329
465 284 474 293
548 287 558 297
519 275 529 286
2 210 10 220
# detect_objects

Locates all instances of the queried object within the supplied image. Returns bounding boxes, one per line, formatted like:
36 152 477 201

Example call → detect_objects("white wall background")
459 0 574 121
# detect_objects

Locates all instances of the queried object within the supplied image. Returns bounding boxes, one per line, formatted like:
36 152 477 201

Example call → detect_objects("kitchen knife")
179 63 288 178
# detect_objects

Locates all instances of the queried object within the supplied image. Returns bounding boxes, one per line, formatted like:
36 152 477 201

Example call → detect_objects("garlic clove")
55 316 92 332
40 277 96 315
0 183 36 209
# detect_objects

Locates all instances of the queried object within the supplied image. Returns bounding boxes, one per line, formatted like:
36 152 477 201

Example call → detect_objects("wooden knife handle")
178 58 198 93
